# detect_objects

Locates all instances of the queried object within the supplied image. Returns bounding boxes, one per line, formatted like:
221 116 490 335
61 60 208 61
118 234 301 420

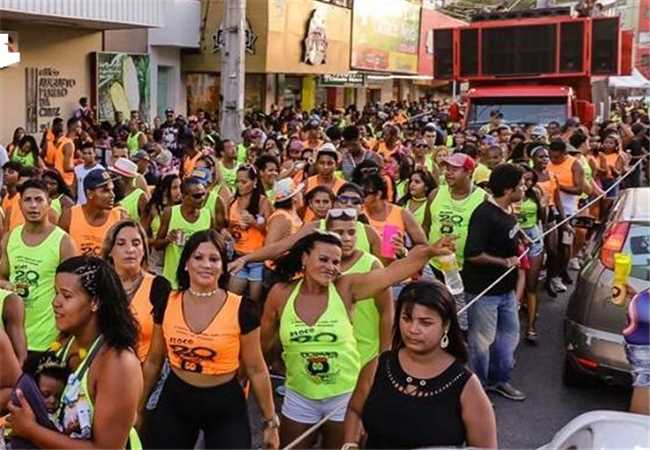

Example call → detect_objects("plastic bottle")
437 253 464 296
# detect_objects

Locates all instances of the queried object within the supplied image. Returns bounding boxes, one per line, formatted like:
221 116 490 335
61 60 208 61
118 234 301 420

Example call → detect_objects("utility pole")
220 0 246 142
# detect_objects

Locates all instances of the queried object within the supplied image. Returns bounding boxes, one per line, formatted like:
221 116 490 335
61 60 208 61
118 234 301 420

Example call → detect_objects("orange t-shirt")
548 155 577 190
69 205 121 256
130 273 156 362
305 175 345 195
163 290 242 375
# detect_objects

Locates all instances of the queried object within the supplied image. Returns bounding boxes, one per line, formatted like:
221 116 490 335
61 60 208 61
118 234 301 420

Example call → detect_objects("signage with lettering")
303 8 328 65
25 67 77 133
320 73 365 86
213 18 257 55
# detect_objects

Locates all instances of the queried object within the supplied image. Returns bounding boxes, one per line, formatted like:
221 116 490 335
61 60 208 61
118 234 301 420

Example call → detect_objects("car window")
625 223 650 281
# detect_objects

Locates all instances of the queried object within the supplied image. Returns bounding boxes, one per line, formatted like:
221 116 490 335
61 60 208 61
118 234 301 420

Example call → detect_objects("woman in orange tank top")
227 165 272 303
360 174 427 263
601 134 625 200
140 230 279 449
303 185 335 222
265 179 304 271
102 220 171 363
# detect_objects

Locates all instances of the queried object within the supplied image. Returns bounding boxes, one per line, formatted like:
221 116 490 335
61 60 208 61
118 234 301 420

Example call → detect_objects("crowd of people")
0 94 648 449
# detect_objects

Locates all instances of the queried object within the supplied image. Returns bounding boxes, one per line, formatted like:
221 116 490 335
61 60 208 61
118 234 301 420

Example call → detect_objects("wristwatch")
263 413 280 430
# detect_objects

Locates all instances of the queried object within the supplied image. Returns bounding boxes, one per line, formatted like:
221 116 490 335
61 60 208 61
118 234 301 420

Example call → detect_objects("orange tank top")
537 174 558 207
69 205 121 256
548 156 576 189
130 273 156 362
604 152 620 178
7 195 24 231
163 290 242 375
306 175 345 195
266 209 303 270
54 137 75 185
228 199 265 254
44 129 56 167
366 204 406 236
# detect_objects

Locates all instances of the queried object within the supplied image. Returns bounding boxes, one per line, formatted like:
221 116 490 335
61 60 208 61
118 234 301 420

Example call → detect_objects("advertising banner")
351 0 421 73
94 52 150 123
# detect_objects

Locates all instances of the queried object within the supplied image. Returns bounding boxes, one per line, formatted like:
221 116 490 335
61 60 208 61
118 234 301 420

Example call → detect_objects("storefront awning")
609 69 650 89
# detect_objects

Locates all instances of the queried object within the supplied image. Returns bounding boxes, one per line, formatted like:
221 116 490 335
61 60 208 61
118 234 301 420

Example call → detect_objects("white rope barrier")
280 154 649 449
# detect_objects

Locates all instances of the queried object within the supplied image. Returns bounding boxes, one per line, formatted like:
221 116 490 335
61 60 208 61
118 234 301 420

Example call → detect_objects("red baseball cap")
442 153 476 171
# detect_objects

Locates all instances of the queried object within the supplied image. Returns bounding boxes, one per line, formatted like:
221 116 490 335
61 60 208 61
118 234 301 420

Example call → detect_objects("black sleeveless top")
362 351 471 449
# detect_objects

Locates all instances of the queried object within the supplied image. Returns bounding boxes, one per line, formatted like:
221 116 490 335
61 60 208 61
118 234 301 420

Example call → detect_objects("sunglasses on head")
337 195 363 205
327 208 357 219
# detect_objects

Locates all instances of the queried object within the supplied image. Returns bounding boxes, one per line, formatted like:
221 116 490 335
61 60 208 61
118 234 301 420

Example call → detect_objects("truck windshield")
468 97 567 128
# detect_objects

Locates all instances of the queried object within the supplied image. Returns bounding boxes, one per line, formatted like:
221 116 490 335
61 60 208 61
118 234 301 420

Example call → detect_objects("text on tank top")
8 225 64 351
428 185 485 269
228 198 265 254
163 290 242 375
69 205 121 256
279 279 360 399
130 273 155 362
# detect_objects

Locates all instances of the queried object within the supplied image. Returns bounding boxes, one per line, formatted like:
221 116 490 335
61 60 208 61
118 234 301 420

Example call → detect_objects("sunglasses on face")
416 144 428 148
191 192 205 199
327 208 357 219
337 195 363 205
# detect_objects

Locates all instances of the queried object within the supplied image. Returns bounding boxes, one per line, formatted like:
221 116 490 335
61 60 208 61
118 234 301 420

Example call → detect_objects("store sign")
213 18 257 55
320 73 365 86
25 66 77 133
303 9 328 65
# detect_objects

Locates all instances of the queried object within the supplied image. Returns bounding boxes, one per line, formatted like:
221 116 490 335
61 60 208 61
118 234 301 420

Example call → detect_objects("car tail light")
576 357 599 370
600 222 630 269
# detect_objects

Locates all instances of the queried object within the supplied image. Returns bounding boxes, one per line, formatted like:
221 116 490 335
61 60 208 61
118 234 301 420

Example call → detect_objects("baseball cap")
83 169 113 192
531 125 548 137
316 143 339 161
164 108 174 114
132 150 150 162
442 153 476 171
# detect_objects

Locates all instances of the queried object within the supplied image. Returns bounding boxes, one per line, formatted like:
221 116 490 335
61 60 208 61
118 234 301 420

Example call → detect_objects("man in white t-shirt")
72 141 103 204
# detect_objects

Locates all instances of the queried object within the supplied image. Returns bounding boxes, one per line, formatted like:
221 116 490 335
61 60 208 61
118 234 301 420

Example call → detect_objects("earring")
440 331 449 349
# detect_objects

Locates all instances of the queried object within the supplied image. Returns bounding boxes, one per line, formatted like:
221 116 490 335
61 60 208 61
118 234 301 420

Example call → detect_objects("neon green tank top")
51 195 63 219
127 132 142 154
0 288 12 328
518 197 538 229
428 185 485 270
58 336 142 449
119 188 145 222
12 150 36 167
8 225 65 351
407 198 428 226
150 213 161 238
236 144 248 164
163 205 211 288
396 180 408 201
344 252 381 366
576 155 593 199
279 280 360 399
205 187 220 215
318 220 370 253
219 161 238 192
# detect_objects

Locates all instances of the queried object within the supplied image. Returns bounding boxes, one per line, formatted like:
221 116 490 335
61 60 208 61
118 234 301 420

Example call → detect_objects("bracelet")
341 442 360 450
263 413 280 430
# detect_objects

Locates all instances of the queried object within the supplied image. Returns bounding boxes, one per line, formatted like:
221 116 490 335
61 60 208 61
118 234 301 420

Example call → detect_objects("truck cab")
464 85 573 130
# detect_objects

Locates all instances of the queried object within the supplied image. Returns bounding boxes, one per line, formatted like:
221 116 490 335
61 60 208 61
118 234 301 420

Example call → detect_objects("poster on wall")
24 66 77 134
351 0 421 73
94 52 150 124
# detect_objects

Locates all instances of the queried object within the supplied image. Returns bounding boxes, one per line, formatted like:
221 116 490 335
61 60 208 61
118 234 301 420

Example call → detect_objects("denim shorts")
523 224 544 257
233 261 264 282
281 387 351 424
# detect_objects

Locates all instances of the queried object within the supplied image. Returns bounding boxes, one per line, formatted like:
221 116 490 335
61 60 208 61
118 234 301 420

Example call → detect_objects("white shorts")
281 387 351 424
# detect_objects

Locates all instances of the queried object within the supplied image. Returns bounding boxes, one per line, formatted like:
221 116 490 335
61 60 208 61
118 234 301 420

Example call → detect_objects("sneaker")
491 382 527 401
568 258 581 271
538 269 547 281
550 277 568 293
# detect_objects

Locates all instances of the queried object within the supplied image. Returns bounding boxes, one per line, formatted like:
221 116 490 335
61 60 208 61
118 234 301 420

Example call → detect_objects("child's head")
23 352 70 413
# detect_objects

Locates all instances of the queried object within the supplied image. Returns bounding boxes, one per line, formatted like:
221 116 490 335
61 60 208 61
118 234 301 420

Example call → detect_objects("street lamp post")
219 0 246 142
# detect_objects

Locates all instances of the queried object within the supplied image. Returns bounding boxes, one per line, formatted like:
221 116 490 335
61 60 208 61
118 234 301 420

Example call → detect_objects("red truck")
432 7 634 129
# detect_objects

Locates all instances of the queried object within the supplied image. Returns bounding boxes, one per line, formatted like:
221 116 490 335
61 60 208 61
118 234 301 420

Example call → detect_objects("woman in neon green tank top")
11 135 45 169
42 170 75 223
262 231 456 449
6 256 143 449
398 169 436 236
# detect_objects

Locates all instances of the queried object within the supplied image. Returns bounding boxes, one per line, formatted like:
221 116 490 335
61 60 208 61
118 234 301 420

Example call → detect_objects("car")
564 187 650 386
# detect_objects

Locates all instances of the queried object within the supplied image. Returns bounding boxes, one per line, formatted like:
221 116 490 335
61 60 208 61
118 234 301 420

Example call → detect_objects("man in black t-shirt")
464 163 526 401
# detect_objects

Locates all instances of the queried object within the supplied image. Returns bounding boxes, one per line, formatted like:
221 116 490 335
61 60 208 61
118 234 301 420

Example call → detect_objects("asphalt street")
247 272 631 449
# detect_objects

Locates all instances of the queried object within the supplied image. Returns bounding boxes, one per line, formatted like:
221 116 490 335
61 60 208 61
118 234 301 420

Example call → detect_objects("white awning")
0 0 163 29
609 69 650 89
